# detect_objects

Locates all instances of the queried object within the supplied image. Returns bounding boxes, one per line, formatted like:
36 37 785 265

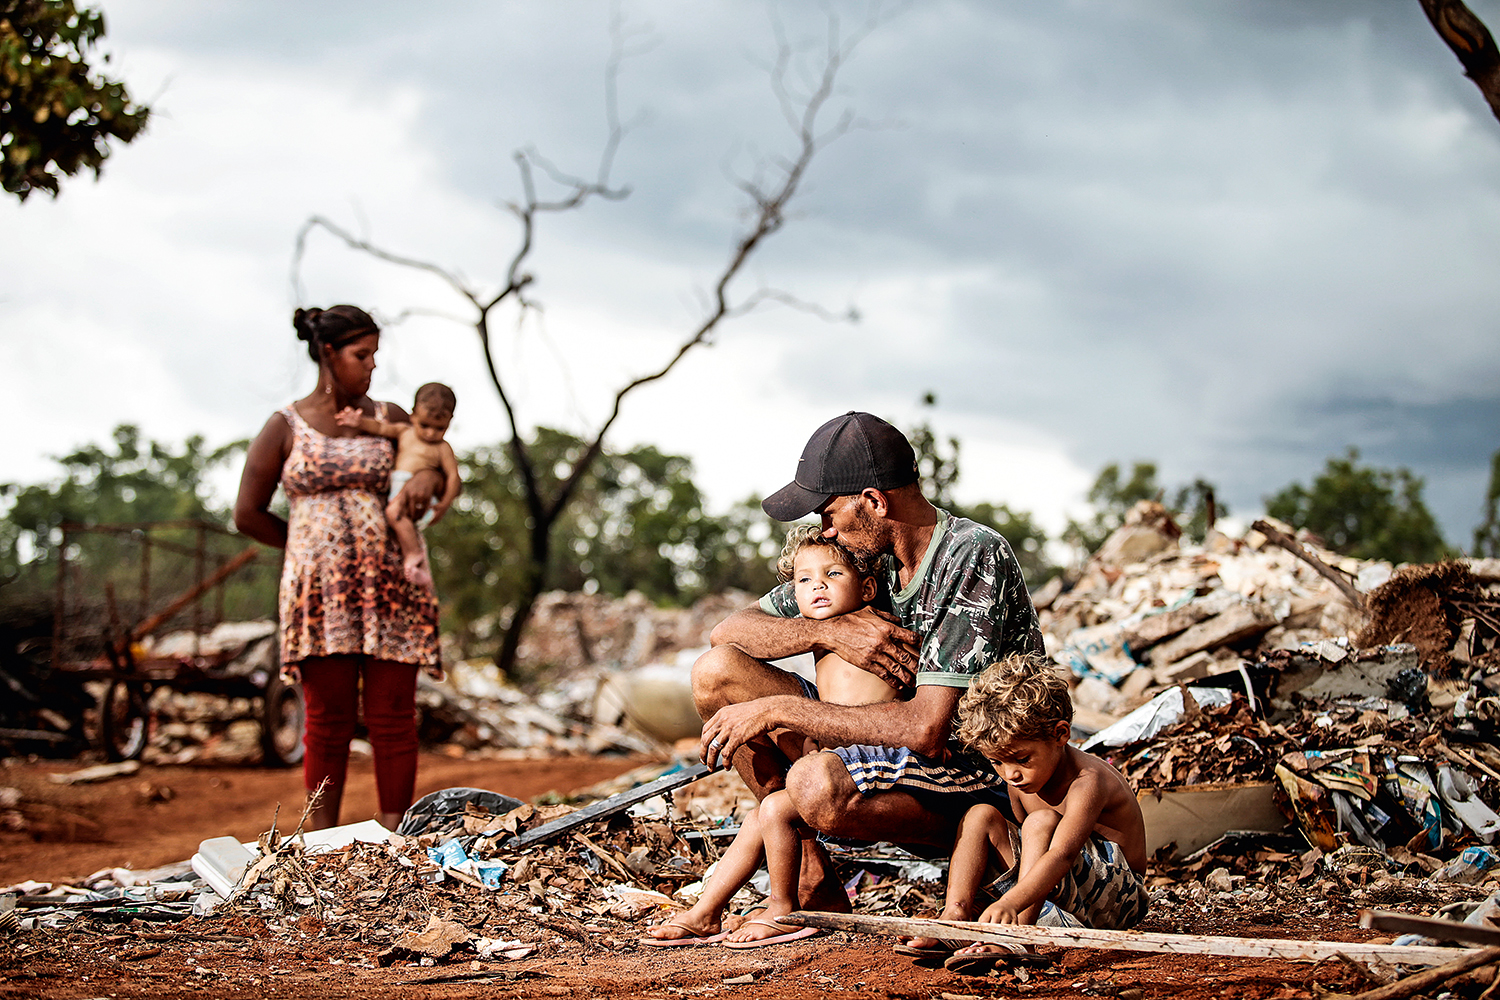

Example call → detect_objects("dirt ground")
0 754 1473 1000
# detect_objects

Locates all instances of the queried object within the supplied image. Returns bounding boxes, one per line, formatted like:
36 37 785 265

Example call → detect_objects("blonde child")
641 525 897 948
905 653 1148 974
337 382 460 588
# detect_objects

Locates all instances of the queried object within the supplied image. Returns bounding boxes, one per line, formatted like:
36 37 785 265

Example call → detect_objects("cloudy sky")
4 0 1499 548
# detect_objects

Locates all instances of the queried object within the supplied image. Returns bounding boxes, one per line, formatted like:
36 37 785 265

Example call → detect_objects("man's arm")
335 406 407 439
700 683 960 768
711 605 920 688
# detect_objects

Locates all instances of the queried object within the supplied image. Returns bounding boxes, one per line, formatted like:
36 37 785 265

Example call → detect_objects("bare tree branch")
290 4 886 674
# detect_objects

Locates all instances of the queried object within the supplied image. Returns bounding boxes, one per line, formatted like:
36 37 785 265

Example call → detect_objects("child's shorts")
827 743 1016 826
990 831 1149 930
389 470 435 529
791 675 1015 828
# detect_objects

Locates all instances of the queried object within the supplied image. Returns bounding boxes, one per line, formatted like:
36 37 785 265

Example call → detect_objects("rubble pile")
1037 505 1382 717
2 761 943 969
1048 506 1500 883
507 590 754 678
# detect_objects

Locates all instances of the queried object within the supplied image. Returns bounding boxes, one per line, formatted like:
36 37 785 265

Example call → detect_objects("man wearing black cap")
695 411 1044 912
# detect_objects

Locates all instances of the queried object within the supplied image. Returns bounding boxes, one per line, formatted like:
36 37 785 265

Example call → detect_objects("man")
695 411 1045 912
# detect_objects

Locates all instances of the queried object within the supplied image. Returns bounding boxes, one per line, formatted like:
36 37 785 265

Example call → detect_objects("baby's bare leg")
725 790 808 943
642 805 766 942
384 502 431 588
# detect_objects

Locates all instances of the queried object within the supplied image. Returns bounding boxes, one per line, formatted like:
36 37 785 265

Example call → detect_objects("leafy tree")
1264 448 1450 564
1 0 149 201
692 495 782 599
1170 477 1223 544
427 429 780 659
1062 462 1230 561
1063 461 1163 557
904 398 1059 587
0 425 270 642
1476 447 1500 558
0 424 243 577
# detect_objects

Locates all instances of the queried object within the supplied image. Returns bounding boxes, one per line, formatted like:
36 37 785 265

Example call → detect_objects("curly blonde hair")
775 523 868 582
956 654 1072 753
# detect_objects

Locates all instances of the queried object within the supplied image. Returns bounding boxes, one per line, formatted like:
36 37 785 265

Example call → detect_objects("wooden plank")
1360 909 1500 947
780 911 1478 968
1351 944 1500 1000
1148 604 1275 668
505 762 710 849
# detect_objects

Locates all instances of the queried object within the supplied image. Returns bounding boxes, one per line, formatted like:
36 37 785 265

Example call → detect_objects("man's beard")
835 502 885 565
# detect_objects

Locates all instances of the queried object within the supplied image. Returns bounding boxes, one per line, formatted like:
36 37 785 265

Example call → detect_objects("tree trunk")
1420 0 1500 123
494 504 554 678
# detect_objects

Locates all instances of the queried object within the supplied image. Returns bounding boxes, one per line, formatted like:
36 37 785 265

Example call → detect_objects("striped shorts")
792 676 1014 825
828 743 1015 824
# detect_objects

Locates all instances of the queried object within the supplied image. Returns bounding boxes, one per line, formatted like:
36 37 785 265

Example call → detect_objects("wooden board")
781 911 1478 968
1361 910 1500 948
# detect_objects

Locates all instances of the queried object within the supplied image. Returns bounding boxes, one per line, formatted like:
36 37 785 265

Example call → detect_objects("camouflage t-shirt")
758 509 1044 688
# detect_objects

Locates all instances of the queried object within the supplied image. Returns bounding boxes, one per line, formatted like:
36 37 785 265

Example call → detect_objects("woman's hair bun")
292 307 323 343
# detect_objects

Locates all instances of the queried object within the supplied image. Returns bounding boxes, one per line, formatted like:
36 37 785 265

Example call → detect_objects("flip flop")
639 920 730 947
893 940 958 959
722 918 822 949
943 944 1052 975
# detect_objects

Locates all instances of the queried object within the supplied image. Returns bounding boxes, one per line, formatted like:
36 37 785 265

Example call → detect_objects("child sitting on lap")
906 653 1148 972
641 525 897 949
337 381 460 589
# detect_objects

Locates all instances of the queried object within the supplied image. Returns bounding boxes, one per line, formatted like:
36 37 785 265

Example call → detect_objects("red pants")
298 657 419 819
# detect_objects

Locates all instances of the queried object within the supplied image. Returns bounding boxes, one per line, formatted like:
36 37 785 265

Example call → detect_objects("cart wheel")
100 681 151 762
261 674 306 767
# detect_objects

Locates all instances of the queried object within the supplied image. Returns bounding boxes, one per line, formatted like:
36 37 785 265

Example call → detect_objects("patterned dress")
277 404 439 667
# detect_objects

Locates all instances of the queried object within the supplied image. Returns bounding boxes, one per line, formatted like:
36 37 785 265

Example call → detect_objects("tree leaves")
1 0 150 201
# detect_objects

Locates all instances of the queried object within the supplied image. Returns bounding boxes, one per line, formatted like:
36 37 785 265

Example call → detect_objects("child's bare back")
1006 744 1146 874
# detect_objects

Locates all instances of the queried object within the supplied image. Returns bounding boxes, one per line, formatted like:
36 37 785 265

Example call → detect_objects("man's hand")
824 607 921 691
699 698 788 771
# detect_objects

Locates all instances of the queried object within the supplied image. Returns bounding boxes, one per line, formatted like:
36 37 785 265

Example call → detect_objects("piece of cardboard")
1138 781 1287 858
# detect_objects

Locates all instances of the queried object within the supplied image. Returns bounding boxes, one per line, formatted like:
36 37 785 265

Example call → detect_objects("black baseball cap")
761 411 919 522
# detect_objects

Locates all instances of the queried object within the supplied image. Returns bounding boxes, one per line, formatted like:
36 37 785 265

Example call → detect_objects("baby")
904 653 1148 974
642 525 897 948
337 382 460 588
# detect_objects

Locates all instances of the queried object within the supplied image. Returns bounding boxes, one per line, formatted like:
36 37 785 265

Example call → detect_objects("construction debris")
9 514 1500 996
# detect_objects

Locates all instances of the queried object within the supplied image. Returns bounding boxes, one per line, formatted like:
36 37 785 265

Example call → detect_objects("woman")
234 305 440 830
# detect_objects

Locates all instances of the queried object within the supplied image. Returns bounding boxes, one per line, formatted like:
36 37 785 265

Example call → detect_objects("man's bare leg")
691 644 813 801
784 751 963 914
692 644 830 920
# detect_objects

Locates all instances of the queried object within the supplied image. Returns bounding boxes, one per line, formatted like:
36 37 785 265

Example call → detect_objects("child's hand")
335 407 363 428
978 899 1022 925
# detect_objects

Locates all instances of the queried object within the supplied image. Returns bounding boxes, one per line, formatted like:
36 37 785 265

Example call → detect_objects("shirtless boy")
337 381 460 588
905 653 1148 974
